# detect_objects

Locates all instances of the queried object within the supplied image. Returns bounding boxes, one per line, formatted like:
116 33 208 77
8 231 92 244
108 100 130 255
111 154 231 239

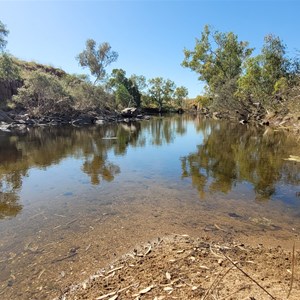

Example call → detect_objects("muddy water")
0 115 299 299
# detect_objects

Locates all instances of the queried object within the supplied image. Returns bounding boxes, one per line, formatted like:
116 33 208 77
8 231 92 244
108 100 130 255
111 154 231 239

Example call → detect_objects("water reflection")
0 115 299 219
181 120 300 201
0 118 184 219
0 125 126 218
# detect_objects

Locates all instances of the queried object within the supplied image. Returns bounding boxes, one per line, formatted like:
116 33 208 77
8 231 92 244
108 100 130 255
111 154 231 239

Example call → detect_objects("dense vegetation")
0 21 187 116
183 25 300 117
0 20 299 121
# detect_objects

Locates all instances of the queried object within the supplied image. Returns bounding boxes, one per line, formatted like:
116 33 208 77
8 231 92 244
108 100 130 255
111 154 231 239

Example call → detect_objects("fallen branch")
202 266 235 300
222 252 276 300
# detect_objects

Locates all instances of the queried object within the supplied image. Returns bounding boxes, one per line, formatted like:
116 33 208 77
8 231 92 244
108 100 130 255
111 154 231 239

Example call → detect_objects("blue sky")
1 0 300 98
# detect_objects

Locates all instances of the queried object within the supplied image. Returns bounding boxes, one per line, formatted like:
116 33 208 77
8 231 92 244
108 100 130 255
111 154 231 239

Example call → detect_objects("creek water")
0 114 299 299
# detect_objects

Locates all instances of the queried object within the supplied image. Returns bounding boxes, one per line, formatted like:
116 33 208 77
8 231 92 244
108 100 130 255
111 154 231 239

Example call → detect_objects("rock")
212 112 222 120
121 107 138 118
95 119 105 125
0 80 23 103
10 123 27 132
0 110 14 123
0 123 11 132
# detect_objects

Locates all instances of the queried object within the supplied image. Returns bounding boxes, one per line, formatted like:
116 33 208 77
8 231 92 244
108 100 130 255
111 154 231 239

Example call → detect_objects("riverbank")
0 107 150 133
1 107 300 137
189 107 300 136
56 234 299 300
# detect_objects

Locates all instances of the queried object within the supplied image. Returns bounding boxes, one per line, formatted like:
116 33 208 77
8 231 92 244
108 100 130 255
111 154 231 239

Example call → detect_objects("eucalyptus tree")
174 86 188 108
77 39 118 85
0 20 9 52
0 53 20 80
182 25 253 108
109 68 142 108
148 77 176 112
236 34 292 105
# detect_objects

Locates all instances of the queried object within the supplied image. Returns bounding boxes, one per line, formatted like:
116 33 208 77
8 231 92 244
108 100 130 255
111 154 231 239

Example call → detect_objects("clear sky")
1 0 300 98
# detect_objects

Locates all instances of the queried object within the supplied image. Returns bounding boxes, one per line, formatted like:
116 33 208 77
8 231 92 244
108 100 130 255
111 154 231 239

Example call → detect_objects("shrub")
13 71 72 116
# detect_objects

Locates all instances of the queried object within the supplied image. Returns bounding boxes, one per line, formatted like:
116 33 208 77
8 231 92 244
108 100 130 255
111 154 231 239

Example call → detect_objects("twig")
287 241 296 299
51 252 77 263
37 268 46 279
214 224 227 232
222 252 276 300
65 219 77 226
209 244 223 258
107 266 124 275
202 266 234 300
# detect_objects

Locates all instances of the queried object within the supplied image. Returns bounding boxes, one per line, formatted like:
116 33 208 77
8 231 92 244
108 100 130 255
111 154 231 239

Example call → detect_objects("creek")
0 114 299 299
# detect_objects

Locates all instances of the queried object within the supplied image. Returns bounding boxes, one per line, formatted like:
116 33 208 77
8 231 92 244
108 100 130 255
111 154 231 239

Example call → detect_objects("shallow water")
0 115 299 299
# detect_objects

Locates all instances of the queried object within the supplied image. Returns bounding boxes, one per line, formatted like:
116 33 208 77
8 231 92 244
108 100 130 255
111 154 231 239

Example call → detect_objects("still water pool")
0 115 299 299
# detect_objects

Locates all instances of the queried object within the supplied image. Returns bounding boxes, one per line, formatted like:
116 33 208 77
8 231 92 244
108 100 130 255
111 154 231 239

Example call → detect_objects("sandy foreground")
55 234 299 300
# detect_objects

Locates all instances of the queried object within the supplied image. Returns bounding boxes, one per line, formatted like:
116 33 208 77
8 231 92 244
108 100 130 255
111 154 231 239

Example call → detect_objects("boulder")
0 123 11 132
121 107 138 118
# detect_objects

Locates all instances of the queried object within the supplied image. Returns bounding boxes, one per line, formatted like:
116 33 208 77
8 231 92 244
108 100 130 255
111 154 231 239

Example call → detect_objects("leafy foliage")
174 86 188 108
0 53 20 80
0 20 9 52
13 71 73 116
236 35 292 107
182 25 253 108
147 77 176 111
77 39 118 84
109 69 142 108
71 81 110 111
182 24 300 114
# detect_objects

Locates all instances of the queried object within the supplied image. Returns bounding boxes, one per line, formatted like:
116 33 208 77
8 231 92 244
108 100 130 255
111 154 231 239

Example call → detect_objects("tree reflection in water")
0 125 127 219
181 120 300 201
0 115 299 219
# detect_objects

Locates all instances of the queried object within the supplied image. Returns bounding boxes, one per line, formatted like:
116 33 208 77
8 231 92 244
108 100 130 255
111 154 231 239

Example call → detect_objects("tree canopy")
109 69 142 108
182 25 253 106
148 77 176 112
0 20 9 52
182 24 300 112
77 39 118 84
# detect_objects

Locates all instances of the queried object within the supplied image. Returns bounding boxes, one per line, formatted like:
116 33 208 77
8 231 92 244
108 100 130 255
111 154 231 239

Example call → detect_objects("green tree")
13 71 72 116
0 53 20 80
182 25 253 108
109 69 142 108
130 74 147 92
115 84 133 107
174 86 188 108
236 34 291 105
68 80 109 111
148 77 175 112
76 39 118 84
0 20 9 52
262 34 287 94
236 56 265 102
